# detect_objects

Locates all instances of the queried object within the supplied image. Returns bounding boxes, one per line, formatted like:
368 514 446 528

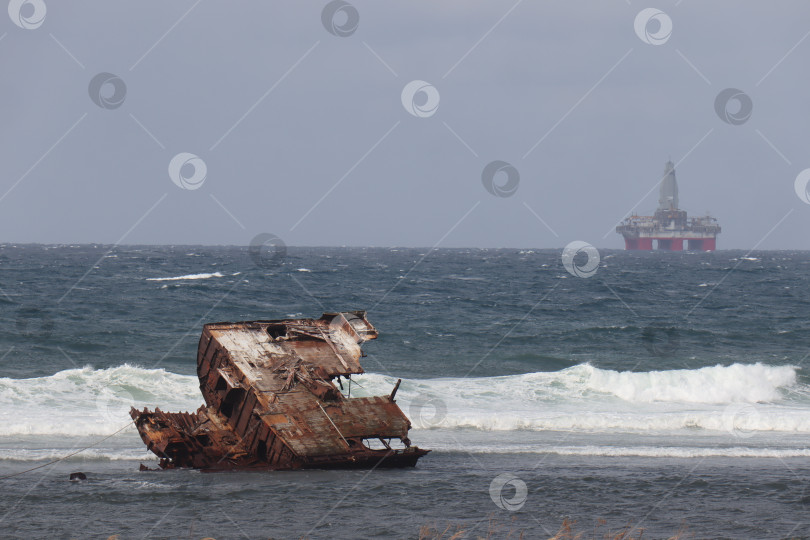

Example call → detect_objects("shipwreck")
130 312 429 470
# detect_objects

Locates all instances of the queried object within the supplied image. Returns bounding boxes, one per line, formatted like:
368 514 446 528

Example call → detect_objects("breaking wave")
0 448 153 461
0 363 806 441
576 362 795 404
0 365 200 436
356 362 800 406
146 272 224 281
429 444 810 458
354 363 809 434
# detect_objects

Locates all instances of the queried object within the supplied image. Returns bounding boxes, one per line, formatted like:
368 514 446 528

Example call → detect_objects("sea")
1 245 809 539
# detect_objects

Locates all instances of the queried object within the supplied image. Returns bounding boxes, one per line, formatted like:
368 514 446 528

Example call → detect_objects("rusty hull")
130 312 429 471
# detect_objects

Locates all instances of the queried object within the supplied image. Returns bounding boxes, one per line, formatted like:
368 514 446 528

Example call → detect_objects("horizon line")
0 242 798 252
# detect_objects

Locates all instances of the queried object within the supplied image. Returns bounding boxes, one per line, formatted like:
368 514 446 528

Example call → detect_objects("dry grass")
548 518 689 540
417 516 689 540
418 515 524 540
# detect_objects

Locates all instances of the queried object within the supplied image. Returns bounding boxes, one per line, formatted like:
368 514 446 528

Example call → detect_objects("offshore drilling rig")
616 161 720 251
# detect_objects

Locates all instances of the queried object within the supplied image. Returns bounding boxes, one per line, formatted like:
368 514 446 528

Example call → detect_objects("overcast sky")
2 1 810 249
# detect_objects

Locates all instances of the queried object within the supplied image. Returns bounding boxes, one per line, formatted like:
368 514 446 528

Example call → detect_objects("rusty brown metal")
130 311 429 470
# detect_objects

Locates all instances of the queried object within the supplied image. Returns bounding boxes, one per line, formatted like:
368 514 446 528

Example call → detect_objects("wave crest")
0 363 804 438
146 272 224 281
581 363 797 404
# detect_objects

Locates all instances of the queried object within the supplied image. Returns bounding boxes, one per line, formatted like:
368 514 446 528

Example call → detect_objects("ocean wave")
356 362 799 405
403 409 810 433
434 444 810 458
582 363 796 403
4 444 810 461
0 365 200 436
146 272 224 281
0 363 806 438
353 363 808 434
0 447 153 462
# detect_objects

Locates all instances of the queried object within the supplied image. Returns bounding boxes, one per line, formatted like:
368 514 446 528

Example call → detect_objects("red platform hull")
623 237 716 251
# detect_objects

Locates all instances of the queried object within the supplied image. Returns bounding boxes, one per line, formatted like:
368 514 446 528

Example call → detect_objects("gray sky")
2 1 810 249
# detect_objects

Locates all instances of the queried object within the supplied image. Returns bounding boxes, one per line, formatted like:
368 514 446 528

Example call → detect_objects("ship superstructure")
616 161 720 251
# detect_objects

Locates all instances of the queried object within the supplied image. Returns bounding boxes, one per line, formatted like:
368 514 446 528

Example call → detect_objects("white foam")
5 443 810 461
426 443 810 458
146 272 224 281
351 363 809 434
402 408 810 434
583 363 795 403
0 447 154 462
0 365 200 436
1 363 807 440
356 362 800 404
